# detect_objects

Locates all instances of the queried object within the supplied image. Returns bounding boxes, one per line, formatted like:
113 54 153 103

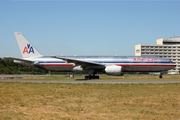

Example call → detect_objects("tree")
0 58 47 74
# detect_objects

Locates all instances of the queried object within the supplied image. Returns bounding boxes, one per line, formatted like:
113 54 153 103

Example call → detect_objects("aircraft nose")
170 60 176 67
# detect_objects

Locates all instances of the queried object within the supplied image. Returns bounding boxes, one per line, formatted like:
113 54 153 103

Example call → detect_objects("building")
135 37 180 74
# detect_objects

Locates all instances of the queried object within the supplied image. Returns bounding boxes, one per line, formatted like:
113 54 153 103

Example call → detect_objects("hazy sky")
0 0 180 58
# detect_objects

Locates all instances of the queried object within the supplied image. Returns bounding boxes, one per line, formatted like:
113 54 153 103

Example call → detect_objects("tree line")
0 58 48 74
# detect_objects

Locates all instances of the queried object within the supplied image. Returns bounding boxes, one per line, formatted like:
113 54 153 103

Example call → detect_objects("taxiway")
1 79 180 84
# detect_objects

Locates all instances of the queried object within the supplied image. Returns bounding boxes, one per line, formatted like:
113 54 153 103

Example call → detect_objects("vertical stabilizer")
14 32 42 58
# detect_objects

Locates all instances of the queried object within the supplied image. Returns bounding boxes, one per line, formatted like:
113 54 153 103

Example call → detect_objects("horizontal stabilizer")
4 57 34 64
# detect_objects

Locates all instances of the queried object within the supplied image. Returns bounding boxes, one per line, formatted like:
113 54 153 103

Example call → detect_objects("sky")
0 0 180 58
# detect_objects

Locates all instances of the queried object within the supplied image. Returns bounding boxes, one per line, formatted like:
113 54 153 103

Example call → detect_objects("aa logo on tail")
23 44 34 54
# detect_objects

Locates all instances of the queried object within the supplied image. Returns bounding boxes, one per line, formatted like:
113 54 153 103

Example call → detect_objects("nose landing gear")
159 75 163 78
159 72 164 79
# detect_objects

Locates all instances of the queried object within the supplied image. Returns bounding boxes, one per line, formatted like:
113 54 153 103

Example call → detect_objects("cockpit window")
170 60 174 63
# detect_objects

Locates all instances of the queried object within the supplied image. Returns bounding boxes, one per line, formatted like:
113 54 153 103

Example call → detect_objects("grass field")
0 82 180 120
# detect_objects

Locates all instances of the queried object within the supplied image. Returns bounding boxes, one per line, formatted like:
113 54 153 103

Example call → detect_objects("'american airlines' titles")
133 57 157 61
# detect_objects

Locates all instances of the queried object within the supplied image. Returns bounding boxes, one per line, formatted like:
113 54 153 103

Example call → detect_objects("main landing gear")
84 69 100 80
84 75 99 80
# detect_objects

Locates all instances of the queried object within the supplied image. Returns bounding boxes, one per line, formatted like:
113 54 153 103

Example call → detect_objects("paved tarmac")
1 79 180 84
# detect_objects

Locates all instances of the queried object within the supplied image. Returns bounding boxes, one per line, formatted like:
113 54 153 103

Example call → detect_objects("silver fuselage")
21 56 176 72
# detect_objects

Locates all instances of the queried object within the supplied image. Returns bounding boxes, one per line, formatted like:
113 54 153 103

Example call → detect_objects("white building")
135 37 180 74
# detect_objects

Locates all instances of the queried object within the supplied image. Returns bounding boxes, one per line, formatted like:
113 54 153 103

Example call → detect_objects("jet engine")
72 66 83 72
105 66 123 76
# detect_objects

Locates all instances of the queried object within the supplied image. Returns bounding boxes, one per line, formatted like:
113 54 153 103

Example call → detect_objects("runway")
1 79 180 84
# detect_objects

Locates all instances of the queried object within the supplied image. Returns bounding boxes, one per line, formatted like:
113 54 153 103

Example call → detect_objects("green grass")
0 83 180 120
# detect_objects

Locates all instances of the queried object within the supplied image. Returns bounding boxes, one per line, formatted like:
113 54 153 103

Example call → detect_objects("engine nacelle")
72 66 83 72
105 66 123 76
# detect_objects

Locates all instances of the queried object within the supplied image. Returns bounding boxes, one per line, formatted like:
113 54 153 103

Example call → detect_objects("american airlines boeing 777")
6 32 176 79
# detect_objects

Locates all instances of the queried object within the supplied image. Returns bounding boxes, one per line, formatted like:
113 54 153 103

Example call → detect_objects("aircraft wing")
52 56 105 69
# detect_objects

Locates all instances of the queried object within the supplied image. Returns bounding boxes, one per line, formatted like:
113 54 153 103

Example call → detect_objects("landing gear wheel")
89 76 92 79
84 75 100 80
96 76 99 79
85 76 89 80
159 75 162 79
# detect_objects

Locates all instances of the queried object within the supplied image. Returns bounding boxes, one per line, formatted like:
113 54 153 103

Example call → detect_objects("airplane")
6 32 176 79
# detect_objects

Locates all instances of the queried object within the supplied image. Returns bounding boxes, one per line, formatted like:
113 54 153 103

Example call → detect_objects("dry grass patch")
0 83 180 120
